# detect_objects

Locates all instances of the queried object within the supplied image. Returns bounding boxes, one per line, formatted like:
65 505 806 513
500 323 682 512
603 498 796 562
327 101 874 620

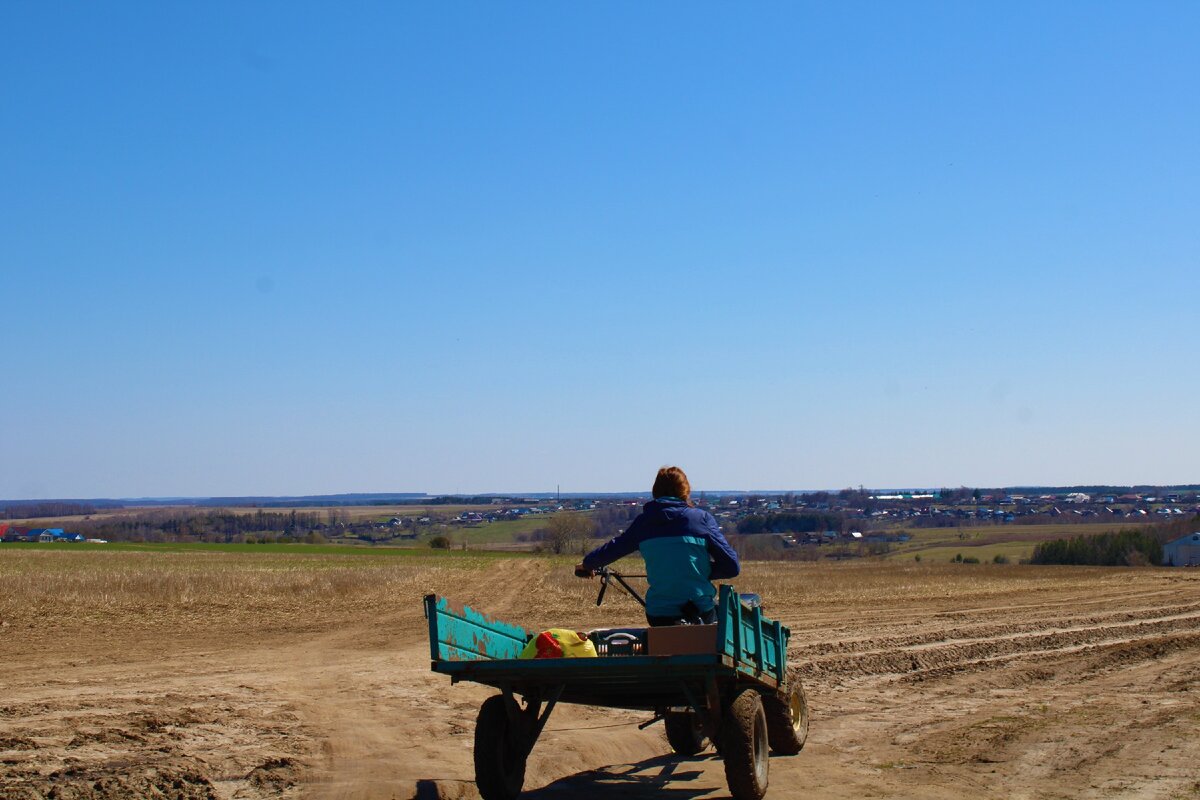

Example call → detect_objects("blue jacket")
582 498 740 617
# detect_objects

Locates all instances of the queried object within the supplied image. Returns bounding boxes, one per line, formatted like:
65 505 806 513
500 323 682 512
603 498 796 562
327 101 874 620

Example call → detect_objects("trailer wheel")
664 710 708 756
763 678 809 755
474 695 527 800
721 689 769 800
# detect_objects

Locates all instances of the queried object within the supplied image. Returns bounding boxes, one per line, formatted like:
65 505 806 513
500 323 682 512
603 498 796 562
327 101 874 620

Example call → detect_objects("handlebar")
578 565 760 616
578 566 647 608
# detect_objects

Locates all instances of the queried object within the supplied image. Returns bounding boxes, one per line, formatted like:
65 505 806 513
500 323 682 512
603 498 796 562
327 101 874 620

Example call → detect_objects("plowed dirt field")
2 550 1198 799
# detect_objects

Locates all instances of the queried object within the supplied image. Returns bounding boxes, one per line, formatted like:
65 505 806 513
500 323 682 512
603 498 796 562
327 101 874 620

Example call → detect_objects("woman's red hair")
652 466 691 505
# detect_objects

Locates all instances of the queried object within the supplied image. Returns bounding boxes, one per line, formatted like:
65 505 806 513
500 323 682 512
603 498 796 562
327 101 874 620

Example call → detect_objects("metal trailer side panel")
716 584 789 684
424 594 530 662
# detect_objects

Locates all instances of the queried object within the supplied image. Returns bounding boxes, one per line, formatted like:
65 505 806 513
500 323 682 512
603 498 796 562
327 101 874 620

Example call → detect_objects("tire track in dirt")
792 600 1200 657
773 573 1200 800
5 559 1198 800
0 663 310 800
795 609 1200 684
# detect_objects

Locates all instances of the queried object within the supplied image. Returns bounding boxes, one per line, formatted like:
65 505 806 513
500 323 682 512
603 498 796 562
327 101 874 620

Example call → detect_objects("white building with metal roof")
1162 532 1200 566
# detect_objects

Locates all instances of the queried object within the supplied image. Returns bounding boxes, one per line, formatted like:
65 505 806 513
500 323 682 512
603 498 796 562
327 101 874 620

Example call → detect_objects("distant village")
2 487 1197 566
435 488 1200 533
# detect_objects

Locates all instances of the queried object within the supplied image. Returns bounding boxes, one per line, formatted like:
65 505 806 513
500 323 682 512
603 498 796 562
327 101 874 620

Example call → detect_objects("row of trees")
518 506 640 555
52 509 378 543
588 504 640 540
541 513 597 555
1030 529 1162 566
727 531 888 562
2 502 98 520
1030 514 1197 566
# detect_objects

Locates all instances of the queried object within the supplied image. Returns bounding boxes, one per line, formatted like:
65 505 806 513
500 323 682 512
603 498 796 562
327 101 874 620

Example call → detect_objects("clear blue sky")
3 3 1197 499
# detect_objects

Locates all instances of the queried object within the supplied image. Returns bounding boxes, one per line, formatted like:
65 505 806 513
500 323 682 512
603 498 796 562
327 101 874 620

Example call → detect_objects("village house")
1162 532 1200 567
0 524 27 543
22 528 84 543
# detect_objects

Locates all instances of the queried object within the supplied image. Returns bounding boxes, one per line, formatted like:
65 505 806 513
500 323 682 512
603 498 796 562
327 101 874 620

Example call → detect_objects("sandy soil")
2 558 1198 799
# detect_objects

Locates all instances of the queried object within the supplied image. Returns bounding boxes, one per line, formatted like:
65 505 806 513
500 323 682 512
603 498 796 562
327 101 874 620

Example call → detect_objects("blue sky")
2 3 1197 499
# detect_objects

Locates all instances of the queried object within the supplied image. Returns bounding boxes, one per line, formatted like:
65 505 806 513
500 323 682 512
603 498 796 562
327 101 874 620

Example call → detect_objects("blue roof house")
29 528 82 543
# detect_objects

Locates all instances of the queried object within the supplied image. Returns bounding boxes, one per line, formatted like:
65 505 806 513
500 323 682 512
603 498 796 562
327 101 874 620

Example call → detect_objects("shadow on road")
525 752 717 799
414 753 720 800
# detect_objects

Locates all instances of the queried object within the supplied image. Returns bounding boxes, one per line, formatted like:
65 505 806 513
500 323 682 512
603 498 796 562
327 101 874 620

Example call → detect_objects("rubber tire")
664 710 708 756
763 678 809 755
721 689 770 800
474 695 527 800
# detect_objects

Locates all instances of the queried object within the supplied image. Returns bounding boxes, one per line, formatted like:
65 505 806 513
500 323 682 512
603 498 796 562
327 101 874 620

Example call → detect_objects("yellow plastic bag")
519 629 598 659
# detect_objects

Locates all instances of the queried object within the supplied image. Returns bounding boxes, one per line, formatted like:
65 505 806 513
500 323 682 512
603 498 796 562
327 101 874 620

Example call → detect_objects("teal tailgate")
715 585 790 685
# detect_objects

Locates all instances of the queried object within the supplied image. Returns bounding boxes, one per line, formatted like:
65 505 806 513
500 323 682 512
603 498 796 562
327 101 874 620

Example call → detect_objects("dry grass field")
2 547 1198 799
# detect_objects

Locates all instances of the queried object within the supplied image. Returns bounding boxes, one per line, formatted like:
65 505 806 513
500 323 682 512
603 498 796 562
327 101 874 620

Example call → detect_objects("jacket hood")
642 497 690 520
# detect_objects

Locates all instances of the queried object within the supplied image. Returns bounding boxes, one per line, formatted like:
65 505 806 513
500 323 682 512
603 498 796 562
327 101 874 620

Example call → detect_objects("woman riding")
575 466 740 626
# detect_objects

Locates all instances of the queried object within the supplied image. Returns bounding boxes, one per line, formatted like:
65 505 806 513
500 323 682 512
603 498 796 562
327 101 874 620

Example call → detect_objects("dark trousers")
647 604 717 627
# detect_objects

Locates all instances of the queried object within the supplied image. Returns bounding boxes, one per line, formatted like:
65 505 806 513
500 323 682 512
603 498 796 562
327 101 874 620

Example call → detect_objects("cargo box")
646 623 717 656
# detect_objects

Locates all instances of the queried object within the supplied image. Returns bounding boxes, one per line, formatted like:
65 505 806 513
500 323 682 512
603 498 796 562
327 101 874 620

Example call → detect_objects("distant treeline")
1 502 100 520
1031 515 1198 567
584 504 640 540
737 512 844 535
65 509 359 543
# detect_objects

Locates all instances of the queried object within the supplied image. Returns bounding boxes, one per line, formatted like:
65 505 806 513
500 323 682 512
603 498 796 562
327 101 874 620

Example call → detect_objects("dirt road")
2 555 1198 799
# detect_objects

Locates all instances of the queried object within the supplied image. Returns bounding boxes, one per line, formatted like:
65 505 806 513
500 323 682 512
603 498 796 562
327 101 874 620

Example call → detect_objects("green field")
448 515 561 544
333 514 560 547
902 540 1038 563
883 521 1155 563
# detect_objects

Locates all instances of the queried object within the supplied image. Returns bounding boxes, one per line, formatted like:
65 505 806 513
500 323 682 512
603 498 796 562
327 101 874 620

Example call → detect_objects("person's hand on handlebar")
574 563 595 578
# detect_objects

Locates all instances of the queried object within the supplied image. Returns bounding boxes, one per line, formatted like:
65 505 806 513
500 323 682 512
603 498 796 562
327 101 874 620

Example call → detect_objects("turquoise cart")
425 580 809 800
